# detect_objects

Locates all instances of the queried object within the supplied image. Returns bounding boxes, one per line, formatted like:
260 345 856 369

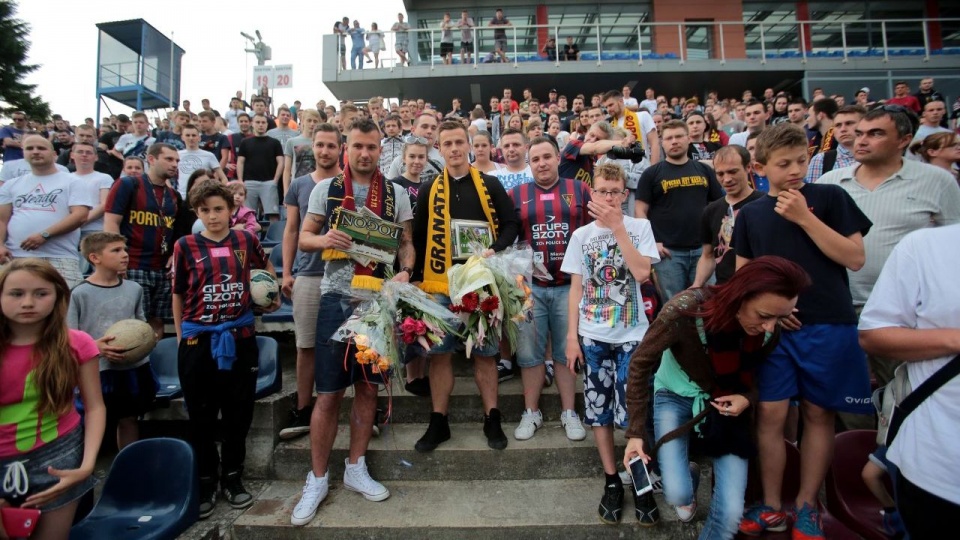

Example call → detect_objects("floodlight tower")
241 30 271 65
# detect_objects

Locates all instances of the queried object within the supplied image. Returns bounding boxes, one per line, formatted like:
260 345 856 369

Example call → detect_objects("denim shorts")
426 294 499 358
516 284 569 368
758 324 872 414
580 338 638 428
0 426 97 511
314 292 384 393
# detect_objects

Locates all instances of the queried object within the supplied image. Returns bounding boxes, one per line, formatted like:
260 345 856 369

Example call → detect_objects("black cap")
549 88 557 93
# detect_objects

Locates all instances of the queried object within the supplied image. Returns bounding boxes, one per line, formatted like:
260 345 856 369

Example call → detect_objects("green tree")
0 0 50 121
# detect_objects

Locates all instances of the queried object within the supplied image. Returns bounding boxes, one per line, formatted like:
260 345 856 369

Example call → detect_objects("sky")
15 0 406 123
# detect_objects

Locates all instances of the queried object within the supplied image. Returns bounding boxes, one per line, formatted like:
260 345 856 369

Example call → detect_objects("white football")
103 319 156 365
250 269 279 307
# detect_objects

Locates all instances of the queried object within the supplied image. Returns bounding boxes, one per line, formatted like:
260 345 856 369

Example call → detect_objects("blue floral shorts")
580 338 639 428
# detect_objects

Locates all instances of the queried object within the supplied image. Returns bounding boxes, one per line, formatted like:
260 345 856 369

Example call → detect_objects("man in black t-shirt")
237 114 284 221
693 145 763 286
634 119 722 301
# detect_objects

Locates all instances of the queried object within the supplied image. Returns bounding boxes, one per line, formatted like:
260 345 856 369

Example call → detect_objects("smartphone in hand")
628 456 654 497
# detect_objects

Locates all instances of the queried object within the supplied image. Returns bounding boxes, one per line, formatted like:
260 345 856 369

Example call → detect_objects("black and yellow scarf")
421 167 498 295
323 165 396 291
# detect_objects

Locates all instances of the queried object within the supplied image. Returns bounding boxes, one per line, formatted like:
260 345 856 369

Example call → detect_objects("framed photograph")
452 219 493 260
331 207 403 266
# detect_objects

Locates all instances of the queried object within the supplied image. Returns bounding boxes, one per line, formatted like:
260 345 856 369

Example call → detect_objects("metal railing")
332 17 959 75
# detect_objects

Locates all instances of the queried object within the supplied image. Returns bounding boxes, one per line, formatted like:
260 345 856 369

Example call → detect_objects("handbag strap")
886 353 960 445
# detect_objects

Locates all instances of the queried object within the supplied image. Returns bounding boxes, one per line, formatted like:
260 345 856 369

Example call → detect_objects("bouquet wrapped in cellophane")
446 244 534 357
331 292 399 376
381 280 462 357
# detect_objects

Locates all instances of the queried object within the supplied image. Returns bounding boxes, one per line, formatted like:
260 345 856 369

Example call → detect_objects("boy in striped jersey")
172 180 279 519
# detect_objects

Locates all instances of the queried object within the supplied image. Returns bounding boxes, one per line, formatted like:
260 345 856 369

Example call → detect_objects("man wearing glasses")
634 120 723 301
1 112 28 162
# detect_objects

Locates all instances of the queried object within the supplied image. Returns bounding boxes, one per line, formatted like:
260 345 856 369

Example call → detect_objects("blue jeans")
516 284 569 368
654 390 748 540
351 47 364 69
654 246 703 302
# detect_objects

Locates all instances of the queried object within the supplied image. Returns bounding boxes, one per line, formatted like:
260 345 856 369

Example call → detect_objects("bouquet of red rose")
381 281 461 357
447 245 534 356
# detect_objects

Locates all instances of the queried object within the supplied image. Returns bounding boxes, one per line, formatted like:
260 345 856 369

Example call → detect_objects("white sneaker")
291 470 328 526
676 502 697 522
343 456 390 502
514 409 543 440
560 410 587 441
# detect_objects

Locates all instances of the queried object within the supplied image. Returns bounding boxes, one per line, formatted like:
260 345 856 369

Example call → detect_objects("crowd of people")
0 72 959 540
333 8 586 68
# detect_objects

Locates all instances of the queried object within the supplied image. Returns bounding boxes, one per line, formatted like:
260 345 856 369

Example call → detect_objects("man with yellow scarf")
602 89 661 168
411 120 521 452
290 118 414 527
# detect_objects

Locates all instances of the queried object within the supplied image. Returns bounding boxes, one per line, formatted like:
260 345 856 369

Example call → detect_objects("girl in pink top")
0 259 105 537
227 181 262 235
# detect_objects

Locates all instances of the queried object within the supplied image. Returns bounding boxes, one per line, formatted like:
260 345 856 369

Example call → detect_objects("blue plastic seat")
663 52 678 59
254 335 281 400
269 247 284 278
70 438 198 540
581 52 598 61
260 219 285 249
150 337 181 402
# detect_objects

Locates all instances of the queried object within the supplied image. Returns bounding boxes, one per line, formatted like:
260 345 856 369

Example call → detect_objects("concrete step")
339 376 585 424
273 421 622 482
232 478 707 540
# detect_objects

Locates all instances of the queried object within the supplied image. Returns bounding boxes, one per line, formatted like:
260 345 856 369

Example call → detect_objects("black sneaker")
544 362 555 387
483 408 508 450
635 491 660 527
404 377 432 397
496 361 514 383
415 412 451 452
279 406 312 440
199 477 218 519
221 471 254 509
598 482 624 525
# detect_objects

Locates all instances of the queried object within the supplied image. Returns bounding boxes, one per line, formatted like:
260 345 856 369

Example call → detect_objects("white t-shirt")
858 224 960 505
75 171 115 232
640 99 658 114
560 217 660 343
177 148 220 198
1 160 68 183
114 133 156 161
623 97 639 110
0 171 97 258
492 165 534 191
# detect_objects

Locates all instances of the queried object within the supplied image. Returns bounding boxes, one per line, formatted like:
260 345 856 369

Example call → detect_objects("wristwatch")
40 231 50 239
400 266 413 274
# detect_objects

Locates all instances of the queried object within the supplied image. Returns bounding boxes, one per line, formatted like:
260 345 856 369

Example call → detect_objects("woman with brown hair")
623 256 810 539
911 132 960 181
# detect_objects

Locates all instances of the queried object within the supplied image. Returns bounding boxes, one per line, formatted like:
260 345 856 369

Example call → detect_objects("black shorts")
461 41 473 52
441 42 454 55
101 363 159 422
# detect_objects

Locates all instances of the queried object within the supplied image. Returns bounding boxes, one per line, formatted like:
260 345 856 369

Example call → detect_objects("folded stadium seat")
613 52 629 60
70 438 199 540
647 52 663 60
780 50 800 58
828 50 844 57
628 51 640 60
258 219 270 234
260 219 285 249
600 52 617 61
945 47 960 54
849 50 866 57
825 430 890 540
269 246 284 279
663 52 678 59
906 48 924 55
254 335 282 400
581 52 598 61
150 337 182 403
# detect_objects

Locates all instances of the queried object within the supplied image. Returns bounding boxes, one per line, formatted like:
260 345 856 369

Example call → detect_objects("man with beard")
104 143 182 338
693 145 764 287
806 105 865 182
290 118 413 526
225 113 252 180
385 112 444 182
806 97 839 159
278 123 342 441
